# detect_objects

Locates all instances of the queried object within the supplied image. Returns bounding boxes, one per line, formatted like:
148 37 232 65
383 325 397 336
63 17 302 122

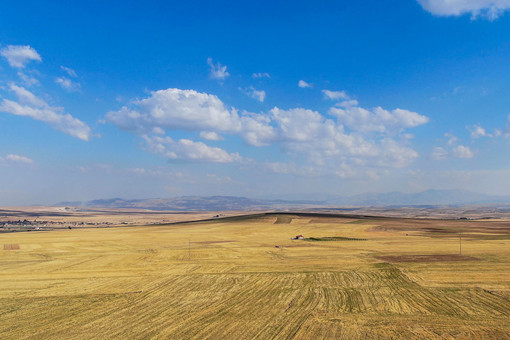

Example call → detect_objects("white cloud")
143 135 241 163
17 71 39 86
433 133 476 160
241 86 266 102
8 83 47 107
107 87 426 169
55 76 81 92
468 124 501 139
329 105 429 134
200 131 223 141
60 66 77 77
445 132 459 145
322 89 349 100
452 145 474 158
417 0 510 20
336 100 359 108
0 45 41 68
431 146 448 160
207 58 230 80
238 112 277 146
106 88 275 146
0 84 91 141
268 107 419 168
298 80 312 88
0 154 34 164
252 72 270 79
106 88 242 134
469 124 487 138
6 154 33 164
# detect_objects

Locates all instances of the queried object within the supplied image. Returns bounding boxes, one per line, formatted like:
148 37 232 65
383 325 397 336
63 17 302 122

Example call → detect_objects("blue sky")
2 0 510 205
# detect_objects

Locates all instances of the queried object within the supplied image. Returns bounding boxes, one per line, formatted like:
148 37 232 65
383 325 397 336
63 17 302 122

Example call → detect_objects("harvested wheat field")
1 213 510 339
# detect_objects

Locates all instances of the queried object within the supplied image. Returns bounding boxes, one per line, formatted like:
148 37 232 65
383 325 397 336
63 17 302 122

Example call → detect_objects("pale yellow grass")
1 214 509 339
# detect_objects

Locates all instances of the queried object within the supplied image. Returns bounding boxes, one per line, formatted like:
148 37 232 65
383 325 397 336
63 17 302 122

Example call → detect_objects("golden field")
1 213 510 339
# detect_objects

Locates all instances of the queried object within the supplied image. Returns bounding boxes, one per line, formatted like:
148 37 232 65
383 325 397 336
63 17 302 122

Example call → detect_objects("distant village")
0 219 126 232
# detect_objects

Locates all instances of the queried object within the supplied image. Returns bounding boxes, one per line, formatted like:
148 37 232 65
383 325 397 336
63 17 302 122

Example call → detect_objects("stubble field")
1 213 510 339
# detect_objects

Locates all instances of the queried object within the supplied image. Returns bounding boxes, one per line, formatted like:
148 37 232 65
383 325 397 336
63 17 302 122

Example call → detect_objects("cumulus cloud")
298 80 312 88
0 45 41 68
241 86 266 102
106 88 242 134
433 132 475 160
143 135 241 163
252 72 270 79
336 100 359 108
322 89 349 100
200 131 223 141
469 124 487 138
417 0 510 20
452 145 474 158
238 112 277 146
107 87 427 169
0 84 91 141
106 88 275 146
207 58 230 80
55 76 81 92
329 104 429 134
433 144 473 160
268 107 419 168
445 132 459 145
468 124 501 138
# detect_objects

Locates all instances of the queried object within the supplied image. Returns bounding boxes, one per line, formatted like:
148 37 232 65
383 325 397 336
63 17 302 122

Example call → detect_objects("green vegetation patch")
305 236 367 242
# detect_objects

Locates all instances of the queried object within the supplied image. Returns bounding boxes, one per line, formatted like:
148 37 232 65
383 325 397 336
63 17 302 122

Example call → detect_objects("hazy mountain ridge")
58 190 510 211
59 196 322 211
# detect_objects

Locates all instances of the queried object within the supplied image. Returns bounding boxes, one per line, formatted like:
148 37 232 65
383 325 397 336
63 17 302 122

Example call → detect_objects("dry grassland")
1 213 510 339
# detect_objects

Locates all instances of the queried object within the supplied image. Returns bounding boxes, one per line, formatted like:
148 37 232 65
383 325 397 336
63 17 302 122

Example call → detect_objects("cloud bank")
107 88 429 171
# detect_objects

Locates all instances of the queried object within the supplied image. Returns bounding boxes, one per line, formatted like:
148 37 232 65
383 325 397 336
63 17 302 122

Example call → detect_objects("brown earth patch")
308 218 357 224
4 244 20 250
367 218 510 236
191 240 237 244
376 254 480 263
273 216 294 224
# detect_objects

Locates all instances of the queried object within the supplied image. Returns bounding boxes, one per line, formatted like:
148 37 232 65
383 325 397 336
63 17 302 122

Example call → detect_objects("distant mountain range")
58 196 319 211
58 189 510 211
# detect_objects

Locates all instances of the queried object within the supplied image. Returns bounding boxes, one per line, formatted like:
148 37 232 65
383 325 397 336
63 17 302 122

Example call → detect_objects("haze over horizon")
2 0 510 205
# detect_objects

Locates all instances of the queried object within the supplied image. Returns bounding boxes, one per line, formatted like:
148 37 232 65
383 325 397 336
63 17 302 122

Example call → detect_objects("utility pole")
459 233 462 256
